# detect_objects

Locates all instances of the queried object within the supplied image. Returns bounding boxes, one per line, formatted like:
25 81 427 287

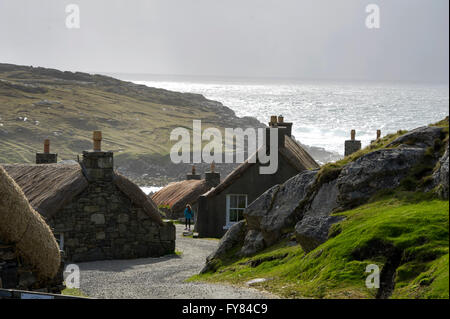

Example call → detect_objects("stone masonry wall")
48 180 175 262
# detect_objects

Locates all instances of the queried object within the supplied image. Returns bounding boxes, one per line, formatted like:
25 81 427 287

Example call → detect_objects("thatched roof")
114 172 163 225
0 165 61 280
204 135 319 198
2 163 162 224
152 179 213 214
2 164 88 219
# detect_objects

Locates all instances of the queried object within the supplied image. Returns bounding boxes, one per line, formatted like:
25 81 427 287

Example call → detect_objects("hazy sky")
0 0 448 82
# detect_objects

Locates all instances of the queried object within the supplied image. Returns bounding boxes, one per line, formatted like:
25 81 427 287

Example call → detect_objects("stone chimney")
277 114 293 137
186 165 201 180
81 131 114 182
265 115 291 150
268 115 278 127
205 162 220 186
36 139 57 164
344 130 362 156
376 130 381 140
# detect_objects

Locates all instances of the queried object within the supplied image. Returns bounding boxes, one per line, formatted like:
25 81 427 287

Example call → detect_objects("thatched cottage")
2 132 175 262
196 116 320 238
151 165 220 220
0 165 63 292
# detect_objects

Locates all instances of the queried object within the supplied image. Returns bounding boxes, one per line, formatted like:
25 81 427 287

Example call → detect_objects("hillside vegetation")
0 63 261 183
191 193 449 298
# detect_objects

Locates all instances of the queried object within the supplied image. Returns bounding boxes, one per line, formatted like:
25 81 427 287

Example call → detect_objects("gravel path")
77 224 277 299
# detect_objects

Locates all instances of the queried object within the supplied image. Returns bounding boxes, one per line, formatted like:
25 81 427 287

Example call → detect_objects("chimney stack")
265 115 292 150
205 162 220 186
186 165 201 180
36 139 57 164
44 139 50 153
276 114 292 137
82 131 114 182
93 131 102 151
269 115 278 127
376 130 381 140
345 130 361 156
277 115 284 124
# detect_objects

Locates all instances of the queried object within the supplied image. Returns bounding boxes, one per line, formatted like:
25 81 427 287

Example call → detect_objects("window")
225 194 247 228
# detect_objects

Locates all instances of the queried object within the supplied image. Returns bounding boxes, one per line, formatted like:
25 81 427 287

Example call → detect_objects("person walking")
184 204 194 231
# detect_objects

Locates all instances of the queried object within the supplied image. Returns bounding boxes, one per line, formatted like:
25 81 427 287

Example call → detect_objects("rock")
306 179 339 217
336 148 426 208
96 231 106 240
200 220 246 274
244 170 317 246
246 278 269 286
432 146 449 199
387 126 443 149
90 213 105 225
295 215 345 253
117 213 129 223
294 147 427 253
239 230 265 257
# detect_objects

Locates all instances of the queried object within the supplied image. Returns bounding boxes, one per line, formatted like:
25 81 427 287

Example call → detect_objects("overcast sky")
0 0 448 83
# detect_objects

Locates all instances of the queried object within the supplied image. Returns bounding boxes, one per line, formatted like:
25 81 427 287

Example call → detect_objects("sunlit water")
140 186 163 195
132 79 449 156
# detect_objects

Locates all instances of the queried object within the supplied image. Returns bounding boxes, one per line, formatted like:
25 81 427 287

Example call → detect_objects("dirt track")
78 224 277 299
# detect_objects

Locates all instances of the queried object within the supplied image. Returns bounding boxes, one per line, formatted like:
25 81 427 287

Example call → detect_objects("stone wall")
36 153 57 164
48 180 175 262
344 140 362 156
0 241 64 292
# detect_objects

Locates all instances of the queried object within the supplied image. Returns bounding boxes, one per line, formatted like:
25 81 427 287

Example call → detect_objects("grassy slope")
190 118 449 299
190 193 449 299
0 64 257 169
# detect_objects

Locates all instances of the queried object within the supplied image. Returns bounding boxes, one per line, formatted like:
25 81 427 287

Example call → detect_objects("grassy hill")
0 63 262 184
190 193 449 298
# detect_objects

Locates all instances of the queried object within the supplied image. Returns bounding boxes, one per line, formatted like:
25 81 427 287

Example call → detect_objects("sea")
126 77 449 156
124 76 448 192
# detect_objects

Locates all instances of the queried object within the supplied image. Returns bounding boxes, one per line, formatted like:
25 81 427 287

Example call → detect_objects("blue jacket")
184 207 194 219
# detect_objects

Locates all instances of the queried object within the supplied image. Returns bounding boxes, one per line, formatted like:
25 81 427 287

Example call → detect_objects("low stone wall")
49 181 175 262
0 242 64 293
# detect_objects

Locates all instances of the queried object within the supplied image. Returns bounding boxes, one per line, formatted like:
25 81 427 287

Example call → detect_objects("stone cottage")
3 132 175 262
196 116 320 238
151 164 220 220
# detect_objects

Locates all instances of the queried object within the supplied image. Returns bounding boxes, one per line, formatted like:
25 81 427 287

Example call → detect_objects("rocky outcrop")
335 148 426 208
200 220 246 273
201 121 448 272
240 230 266 257
294 147 426 252
295 215 345 253
387 126 443 149
431 145 449 199
244 170 317 246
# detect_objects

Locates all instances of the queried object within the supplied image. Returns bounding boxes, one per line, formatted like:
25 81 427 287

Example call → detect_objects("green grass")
61 287 88 297
190 193 449 299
